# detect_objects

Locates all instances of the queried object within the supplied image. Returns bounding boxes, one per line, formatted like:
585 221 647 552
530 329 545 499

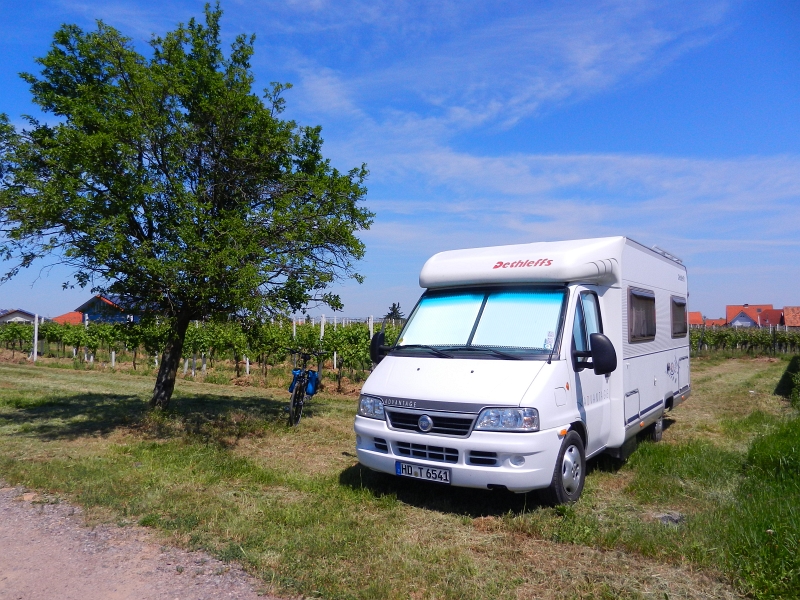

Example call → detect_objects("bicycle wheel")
288 379 305 426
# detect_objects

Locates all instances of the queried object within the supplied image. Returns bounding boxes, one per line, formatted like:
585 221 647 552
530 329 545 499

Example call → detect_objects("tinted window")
400 293 484 346
573 292 602 364
397 288 567 355
472 290 564 350
629 288 656 342
671 296 687 338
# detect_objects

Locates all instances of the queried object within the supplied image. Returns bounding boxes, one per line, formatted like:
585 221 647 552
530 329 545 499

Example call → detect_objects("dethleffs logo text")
492 258 553 269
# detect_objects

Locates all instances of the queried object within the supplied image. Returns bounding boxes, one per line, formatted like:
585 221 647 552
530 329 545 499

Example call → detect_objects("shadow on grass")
774 355 800 398
338 451 629 518
338 463 540 517
4 391 289 441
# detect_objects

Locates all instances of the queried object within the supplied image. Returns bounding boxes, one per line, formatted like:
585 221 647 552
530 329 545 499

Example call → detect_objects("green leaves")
0 3 372 322
690 327 800 354
0 4 372 406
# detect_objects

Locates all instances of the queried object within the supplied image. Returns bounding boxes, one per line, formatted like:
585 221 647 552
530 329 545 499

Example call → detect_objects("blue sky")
1 0 799 320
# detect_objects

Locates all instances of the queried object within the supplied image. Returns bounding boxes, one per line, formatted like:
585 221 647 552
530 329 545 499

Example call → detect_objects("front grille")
374 438 388 452
468 451 498 466
387 411 475 436
395 442 458 463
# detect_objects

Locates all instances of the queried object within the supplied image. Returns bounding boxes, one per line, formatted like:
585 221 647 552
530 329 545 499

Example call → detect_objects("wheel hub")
561 445 582 494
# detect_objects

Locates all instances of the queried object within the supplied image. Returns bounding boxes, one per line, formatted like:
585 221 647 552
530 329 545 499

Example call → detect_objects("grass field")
0 355 798 599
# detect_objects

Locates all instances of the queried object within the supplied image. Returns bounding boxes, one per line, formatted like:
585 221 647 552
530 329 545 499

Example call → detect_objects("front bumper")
354 415 563 493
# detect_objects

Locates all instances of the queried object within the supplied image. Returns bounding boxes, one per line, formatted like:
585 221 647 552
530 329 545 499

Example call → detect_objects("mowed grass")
0 356 797 599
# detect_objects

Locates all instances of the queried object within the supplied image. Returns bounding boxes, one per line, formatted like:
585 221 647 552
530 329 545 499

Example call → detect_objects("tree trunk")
150 311 192 409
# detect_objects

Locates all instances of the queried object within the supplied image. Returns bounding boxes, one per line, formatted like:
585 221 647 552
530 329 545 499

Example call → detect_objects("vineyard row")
2 320 800 373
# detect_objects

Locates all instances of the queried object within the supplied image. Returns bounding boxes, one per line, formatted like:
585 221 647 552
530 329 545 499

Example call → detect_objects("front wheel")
540 430 586 505
288 383 305 426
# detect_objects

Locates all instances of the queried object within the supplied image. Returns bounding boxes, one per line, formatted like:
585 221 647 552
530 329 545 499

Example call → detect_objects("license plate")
395 461 451 484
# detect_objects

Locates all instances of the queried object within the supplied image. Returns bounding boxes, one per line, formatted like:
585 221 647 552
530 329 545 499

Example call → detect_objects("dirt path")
0 485 278 600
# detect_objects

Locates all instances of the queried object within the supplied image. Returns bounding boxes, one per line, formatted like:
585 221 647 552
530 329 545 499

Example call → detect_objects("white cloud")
362 149 800 259
285 1 734 129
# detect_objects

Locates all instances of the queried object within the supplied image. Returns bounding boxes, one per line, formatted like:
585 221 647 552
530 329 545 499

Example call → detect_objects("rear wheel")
288 380 305 426
540 430 585 505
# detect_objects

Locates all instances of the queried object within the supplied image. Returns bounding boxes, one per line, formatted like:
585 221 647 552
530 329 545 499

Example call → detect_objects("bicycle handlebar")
283 347 327 359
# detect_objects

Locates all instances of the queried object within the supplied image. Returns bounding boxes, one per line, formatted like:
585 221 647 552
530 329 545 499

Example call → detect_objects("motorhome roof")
418 236 680 289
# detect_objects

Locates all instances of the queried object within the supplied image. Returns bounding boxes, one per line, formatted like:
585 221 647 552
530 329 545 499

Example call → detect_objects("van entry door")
570 288 611 457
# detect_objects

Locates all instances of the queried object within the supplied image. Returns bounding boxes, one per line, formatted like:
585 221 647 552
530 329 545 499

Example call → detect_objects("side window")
629 288 656 342
671 296 687 338
582 293 602 338
573 292 602 365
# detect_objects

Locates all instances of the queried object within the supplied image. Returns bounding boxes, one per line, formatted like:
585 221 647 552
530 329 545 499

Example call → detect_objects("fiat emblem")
418 415 433 432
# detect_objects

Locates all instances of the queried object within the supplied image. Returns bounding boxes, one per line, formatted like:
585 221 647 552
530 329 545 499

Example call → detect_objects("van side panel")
615 240 690 445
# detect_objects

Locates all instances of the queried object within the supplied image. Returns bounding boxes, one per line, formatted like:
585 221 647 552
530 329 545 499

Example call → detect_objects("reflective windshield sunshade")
395 288 566 357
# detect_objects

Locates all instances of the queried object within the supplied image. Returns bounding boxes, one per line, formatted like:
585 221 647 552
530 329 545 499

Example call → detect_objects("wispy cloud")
284 0 734 129
362 149 800 258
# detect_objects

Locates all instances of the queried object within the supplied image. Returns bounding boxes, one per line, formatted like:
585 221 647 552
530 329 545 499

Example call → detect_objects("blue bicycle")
286 349 323 426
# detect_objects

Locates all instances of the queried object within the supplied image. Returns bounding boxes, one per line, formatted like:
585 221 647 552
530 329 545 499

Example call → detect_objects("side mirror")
589 333 617 375
370 331 390 364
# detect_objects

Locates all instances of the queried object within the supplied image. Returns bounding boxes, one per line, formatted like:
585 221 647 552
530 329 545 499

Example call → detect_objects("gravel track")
0 485 279 600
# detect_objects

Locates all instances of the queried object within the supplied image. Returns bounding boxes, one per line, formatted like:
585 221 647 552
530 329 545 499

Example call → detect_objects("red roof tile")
704 318 727 327
725 304 773 324
688 312 704 326
784 307 800 327
52 311 84 325
756 309 784 326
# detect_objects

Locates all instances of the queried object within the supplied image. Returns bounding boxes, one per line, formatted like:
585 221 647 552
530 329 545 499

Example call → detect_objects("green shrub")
713 417 800 598
746 418 800 482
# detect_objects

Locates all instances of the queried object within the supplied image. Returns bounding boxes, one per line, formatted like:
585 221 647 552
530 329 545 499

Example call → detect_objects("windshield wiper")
392 344 454 358
444 346 522 360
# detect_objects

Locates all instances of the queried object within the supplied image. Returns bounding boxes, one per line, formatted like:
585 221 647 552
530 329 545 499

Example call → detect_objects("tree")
0 4 372 408
384 302 404 320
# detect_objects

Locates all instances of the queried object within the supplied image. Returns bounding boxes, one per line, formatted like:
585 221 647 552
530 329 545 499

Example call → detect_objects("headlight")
358 395 385 420
474 407 539 432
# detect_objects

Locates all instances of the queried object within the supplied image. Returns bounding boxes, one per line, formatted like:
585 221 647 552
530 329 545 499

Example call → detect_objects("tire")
288 380 305 426
540 430 586 505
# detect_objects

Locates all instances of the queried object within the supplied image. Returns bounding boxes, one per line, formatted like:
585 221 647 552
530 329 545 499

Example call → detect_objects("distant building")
756 309 784 327
726 304 774 327
784 307 800 329
704 318 727 328
0 309 42 324
688 312 726 328
51 295 135 326
74 295 132 324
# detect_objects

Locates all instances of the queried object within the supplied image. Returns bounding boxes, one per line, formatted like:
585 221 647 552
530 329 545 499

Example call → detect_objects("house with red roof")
51 295 134 325
704 318 727 327
688 311 704 327
726 304 776 327
755 309 784 327
784 307 800 329
688 312 726 328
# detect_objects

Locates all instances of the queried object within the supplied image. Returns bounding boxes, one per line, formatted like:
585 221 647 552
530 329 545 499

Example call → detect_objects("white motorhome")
354 237 690 503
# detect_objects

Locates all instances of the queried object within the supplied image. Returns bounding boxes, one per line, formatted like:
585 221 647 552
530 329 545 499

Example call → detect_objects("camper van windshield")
395 288 566 358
